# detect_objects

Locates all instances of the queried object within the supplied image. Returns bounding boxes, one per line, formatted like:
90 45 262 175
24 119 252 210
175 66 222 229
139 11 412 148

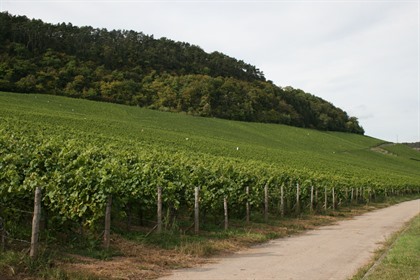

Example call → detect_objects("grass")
0 248 98 280
351 214 420 280
1 91 420 186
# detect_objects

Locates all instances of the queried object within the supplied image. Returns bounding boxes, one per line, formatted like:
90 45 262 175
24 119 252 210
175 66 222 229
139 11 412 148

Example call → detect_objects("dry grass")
58 209 370 279
60 236 207 280
10 197 416 280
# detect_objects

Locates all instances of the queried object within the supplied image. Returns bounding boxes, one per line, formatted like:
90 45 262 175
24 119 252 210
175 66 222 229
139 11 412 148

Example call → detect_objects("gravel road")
160 199 420 280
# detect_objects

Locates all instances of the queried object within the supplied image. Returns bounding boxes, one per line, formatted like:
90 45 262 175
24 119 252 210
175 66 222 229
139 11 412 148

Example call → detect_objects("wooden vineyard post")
30 187 42 259
104 196 112 249
324 187 328 211
126 202 132 232
224 197 228 230
0 217 4 251
310 185 314 213
157 186 162 234
332 188 335 211
355 188 358 203
351 188 354 204
264 184 269 223
194 187 199 234
246 186 250 223
296 183 300 215
280 184 285 218
345 188 349 204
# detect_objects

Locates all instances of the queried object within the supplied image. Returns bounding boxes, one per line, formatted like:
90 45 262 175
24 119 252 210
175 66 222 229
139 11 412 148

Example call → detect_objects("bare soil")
160 199 420 280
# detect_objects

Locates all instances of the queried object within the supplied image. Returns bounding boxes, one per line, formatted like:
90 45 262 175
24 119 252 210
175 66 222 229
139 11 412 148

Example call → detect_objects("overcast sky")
1 0 419 142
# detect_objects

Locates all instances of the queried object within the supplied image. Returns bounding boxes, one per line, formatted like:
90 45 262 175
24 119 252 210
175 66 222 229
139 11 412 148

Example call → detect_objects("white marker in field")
236 147 239 150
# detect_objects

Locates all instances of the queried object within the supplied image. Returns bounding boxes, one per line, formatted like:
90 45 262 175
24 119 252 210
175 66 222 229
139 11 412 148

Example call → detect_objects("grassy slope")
1 91 420 185
1 91 420 280
366 214 420 280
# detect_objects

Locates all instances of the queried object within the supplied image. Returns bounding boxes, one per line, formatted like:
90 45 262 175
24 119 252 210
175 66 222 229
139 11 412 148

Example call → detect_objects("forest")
0 12 364 134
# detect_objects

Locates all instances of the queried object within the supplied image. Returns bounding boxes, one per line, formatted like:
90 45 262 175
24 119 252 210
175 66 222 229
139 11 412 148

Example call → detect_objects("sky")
1 0 419 143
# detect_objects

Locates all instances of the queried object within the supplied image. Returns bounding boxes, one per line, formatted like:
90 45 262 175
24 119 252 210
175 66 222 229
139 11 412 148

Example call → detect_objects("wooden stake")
324 187 328 210
280 184 284 218
332 188 335 210
224 197 228 230
264 184 269 222
310 185 314 213
145 224 158 238
246 186 250 223
157 186 162 234
345 188 348 203
104 195 112 249
0 217 5 251
30 187 42 259
296 183 300 215
194 187 199 234
126 202 132 232
355 188 358 202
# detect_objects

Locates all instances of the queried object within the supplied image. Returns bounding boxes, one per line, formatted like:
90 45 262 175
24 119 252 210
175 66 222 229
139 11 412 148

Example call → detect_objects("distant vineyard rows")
1 121 418 232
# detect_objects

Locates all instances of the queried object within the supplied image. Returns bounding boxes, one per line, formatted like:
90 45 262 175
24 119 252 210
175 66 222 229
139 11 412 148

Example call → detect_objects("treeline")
0 12 364 134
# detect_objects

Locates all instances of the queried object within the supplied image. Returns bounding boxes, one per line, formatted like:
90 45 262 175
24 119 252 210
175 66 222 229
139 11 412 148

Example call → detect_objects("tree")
0 11 365 135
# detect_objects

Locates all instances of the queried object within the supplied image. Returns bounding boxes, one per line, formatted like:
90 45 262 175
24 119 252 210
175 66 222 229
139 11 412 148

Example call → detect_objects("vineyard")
1 91 420 255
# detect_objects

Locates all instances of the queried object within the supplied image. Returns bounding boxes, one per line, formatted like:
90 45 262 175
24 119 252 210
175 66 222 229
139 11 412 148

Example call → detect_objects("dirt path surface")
160 199 420 280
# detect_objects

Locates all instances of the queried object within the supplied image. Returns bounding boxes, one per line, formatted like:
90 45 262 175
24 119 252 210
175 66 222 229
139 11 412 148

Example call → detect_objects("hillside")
1 91 419 280
404 142 420 150
0 12 364 134
1 92 418 186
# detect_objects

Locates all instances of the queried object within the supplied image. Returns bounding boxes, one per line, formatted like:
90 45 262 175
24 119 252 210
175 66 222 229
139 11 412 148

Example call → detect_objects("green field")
1 91 419 186
1 91 420 233
1 91 420 278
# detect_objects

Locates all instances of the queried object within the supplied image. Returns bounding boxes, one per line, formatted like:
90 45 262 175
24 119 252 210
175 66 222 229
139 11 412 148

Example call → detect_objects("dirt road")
160 199 420 280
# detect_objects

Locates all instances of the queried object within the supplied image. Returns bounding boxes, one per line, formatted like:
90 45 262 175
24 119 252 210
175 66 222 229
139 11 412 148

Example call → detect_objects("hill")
1 91 419 277
404 142 420 150
1 91 418 186
0 12 364 134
